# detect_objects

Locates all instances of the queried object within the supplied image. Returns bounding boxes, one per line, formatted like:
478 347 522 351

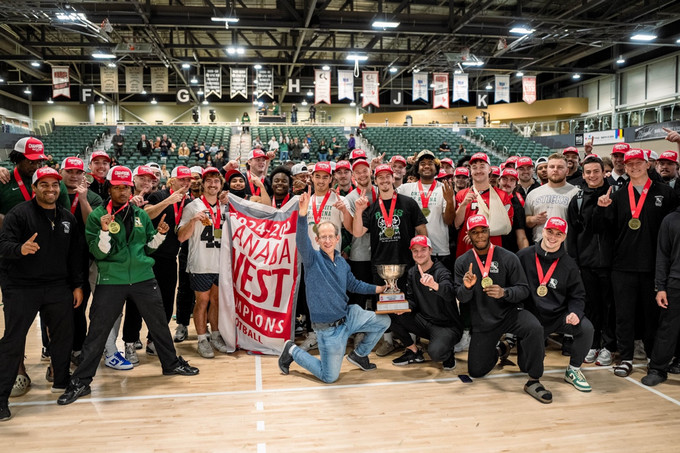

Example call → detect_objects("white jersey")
305 190 345 251
179 197 224 274
524 183 579 243
397 181 450 256
344 186 377 261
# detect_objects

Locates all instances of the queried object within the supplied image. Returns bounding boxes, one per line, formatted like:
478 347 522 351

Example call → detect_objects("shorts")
189 273 220 292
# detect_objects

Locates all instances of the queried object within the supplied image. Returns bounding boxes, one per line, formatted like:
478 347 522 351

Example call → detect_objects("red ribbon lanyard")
70 193 79 214
515 192 525 207
370 186 377 203
312 190 332 225
472 244 495 279
273 193 290 207
378 192 398 228
170 189 186 225
535 254 560 286
106 200 129 218
417 180 437 209
247 171 261 197
90 173 106 184
628 178 652 220
200 195 221 229
13 168 32 201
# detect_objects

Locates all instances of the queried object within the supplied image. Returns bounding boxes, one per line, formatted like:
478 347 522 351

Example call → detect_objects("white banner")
584 129 626 145
219 194 300 355
433 73 449 109
51 66 70 99
412 72 428 102
314 69 331 105
205 67 222 98
362 71 379 108
495 74 510 103
230 68 248 99
453 73 468 102
522 76 536 104
100 66 118 93
257 69 274 98
150 67 168 93
125 66 143 93
337 70 354 101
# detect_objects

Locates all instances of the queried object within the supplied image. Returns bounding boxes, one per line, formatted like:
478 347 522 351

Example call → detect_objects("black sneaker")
279 340 295 375
163 356 199 376
442 354 457 371
668 359 680 375
0 401 11 422
641 369 667 387
392 349 425 366
497 340 511 362
561 335 573 356
71 351 83 367
346 351 377 371
57 378 91 406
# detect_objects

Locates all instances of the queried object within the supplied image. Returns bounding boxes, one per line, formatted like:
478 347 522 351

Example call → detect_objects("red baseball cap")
61 156 85 171
435 170 452 180
490 166 501 176
563 147 579 155
440 158 454 167
658 150 679 163
107 166 134 186
313 161 332 175
581 153 602 163
501 168 518 179
611 143 630 155
90 150 111 163
248 149 267 160
506 156 519 165
454 167 470 177
409 235 432 249
32 167 62 185
336 160 351 171
469 152 490 165
517 157 533 168
14 137 47 161
374 163 393 176
349 149 367 160
544 216 568 234
624 149 647 163
171 165 192 179
390 155 407 166
202 166 221 179
467 214 489 231
351 159 370 171
133 165 158 180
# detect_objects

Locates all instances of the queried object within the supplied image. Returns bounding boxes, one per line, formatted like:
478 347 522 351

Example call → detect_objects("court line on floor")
10 363 628 408
255 356 263 392
624 376 680 408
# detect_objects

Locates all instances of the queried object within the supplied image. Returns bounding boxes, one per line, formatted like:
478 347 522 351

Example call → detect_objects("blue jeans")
318 153 328 161
280 150 289 161
291 304 390 383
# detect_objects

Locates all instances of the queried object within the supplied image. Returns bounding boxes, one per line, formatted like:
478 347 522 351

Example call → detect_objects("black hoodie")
517 242 586 325
655 205 680 292
566 181 614 269
406 260 462 330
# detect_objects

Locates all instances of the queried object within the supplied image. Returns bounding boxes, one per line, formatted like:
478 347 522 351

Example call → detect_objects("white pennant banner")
52 66 70 98
432 73 449 109
337 70 354 101
495 74 510 103
230 68 248 99
257 69 274 98
362 71 379 108
412 72 428 102
100 66 118 93
453 73 469 102
205 67 222 98
314 69 331 104
522 76 537 104
125 66 143 93
150 67 168 93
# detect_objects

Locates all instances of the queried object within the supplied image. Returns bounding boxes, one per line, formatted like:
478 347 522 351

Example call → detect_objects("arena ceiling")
1 0 680 105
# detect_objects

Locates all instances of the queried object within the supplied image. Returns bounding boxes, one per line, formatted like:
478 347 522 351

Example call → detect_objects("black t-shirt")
147 188 188 259
502 193 527 253
361 193 427 266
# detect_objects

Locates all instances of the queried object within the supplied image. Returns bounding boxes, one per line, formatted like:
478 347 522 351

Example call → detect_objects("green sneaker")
564 368 592 392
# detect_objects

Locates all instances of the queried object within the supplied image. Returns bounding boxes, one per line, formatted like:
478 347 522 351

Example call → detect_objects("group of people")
2 126 680 422
254 133 349 163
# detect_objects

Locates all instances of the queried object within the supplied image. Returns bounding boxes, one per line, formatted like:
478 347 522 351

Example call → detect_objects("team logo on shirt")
655 195 664 207
62 221 70 234
489 261 499 273
135 217 143 228
548 278 558 289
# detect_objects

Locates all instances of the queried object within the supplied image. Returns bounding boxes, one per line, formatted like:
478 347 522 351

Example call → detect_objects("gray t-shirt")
344 186 377 261
524 182 579 243
397 182 450 256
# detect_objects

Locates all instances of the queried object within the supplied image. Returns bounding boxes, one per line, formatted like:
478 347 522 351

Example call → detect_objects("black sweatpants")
0 285 73 400
611 270 659 360
73 279 180 385
649 287 680 373
348 260 374 308
468 309 544 379
176 245 195 327
390 311 462 362
581 267 616 351
541 314 594 368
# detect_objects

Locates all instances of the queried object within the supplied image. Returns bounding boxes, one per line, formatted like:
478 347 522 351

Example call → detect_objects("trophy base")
375 293 410 314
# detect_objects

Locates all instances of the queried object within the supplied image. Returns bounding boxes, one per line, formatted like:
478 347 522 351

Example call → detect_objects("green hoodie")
85 204 160 285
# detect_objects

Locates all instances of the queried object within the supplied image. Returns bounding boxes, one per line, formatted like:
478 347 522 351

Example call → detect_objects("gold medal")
384 227 395 238
421 207 431 217
108 220 120 234
313 224 319 234
537 285 548 297
213 228 222 239
628 218 641 230
481 276 493 288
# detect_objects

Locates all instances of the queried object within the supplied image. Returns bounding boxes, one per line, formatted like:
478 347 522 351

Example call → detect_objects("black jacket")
655 206 680 292
517 243 586 324
406 260 462 330
0 198 83 289
567 169 584 188
566 182 614 269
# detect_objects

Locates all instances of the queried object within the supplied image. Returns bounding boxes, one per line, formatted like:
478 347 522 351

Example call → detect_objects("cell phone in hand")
458 374 473 383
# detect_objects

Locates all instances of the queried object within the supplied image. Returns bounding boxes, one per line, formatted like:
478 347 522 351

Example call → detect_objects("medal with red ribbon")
535 254 560 297
627 178 651 230
273 193 290 208
247 171 261 197
473 244 495 288
170 189 186 225
106 200 129 234
379 192 398 238
311 190 332 234
13 168 32 201
417 180 436 217
70 193 79 214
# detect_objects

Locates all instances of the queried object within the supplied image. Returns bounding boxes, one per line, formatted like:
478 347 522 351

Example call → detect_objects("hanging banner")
338 69 354 101
362 71 379 108
412 72 428 102
433 73 449 109
150 67 168 93
125 66 143 93
205 67 222 98
453 73 468 102
314 69 331 105
257 69 274 98
51 66 70 99
218 194 300 355
522 76 536 104
495 74 510 103
230 68 248 99
100 66 118 93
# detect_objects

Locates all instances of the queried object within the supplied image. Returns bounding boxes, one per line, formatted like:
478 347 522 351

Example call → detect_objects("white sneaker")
454 330 471 353
174 324 188 343
300 332 318 351
210 334 230 353
585 348 598 364
634 340 646 361
197 339 215 358
104 351 134 370
125 343 139 366
595 348 613 366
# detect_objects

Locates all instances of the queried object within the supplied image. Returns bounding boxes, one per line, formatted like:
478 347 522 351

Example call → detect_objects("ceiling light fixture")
202 99 209 105
389 67 398 73
23 86 31 94
31 61 41 67
254 64 262 70
572 73 581 79
197 89 204 95
307 90 314 97
141 89 147 94
510 26 535 35
412 67 420 73
485 83 493 90
150 98 157 105
47 98 54 104
350 101 356 107
454 69 463 75
616 55 626 64
322 65 330 71
107 63 116 68
211 17 239 23
516 71 524 77
98 98 105 104
92 52 116 59
372 20 400 29
301 100 308 106
56 12 87 21
0 77 4 83
346 54 368 62
226 46 245 55
631 33 657 41
182 63 191 69
190 76 198 84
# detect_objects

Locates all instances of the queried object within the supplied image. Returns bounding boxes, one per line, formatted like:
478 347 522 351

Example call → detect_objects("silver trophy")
376 264 407 293
375 264 410 314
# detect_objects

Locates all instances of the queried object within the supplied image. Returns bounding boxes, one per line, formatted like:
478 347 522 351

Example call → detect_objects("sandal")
524 381 553 404
10 374 31 398
614 361 633 377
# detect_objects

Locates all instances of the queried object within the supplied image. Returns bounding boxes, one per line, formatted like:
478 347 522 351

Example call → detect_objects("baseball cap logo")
550 218 565 226
115 170 129 177
27 142 44 152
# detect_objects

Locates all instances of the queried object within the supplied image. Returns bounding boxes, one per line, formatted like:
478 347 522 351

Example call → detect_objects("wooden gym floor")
2 310 680 452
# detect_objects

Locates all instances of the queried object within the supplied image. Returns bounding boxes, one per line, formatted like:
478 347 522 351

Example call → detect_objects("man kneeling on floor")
454 215 552 403
391 235 463 370
279 187 390 383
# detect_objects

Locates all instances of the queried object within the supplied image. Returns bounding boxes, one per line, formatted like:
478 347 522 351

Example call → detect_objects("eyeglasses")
317 235 336 242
